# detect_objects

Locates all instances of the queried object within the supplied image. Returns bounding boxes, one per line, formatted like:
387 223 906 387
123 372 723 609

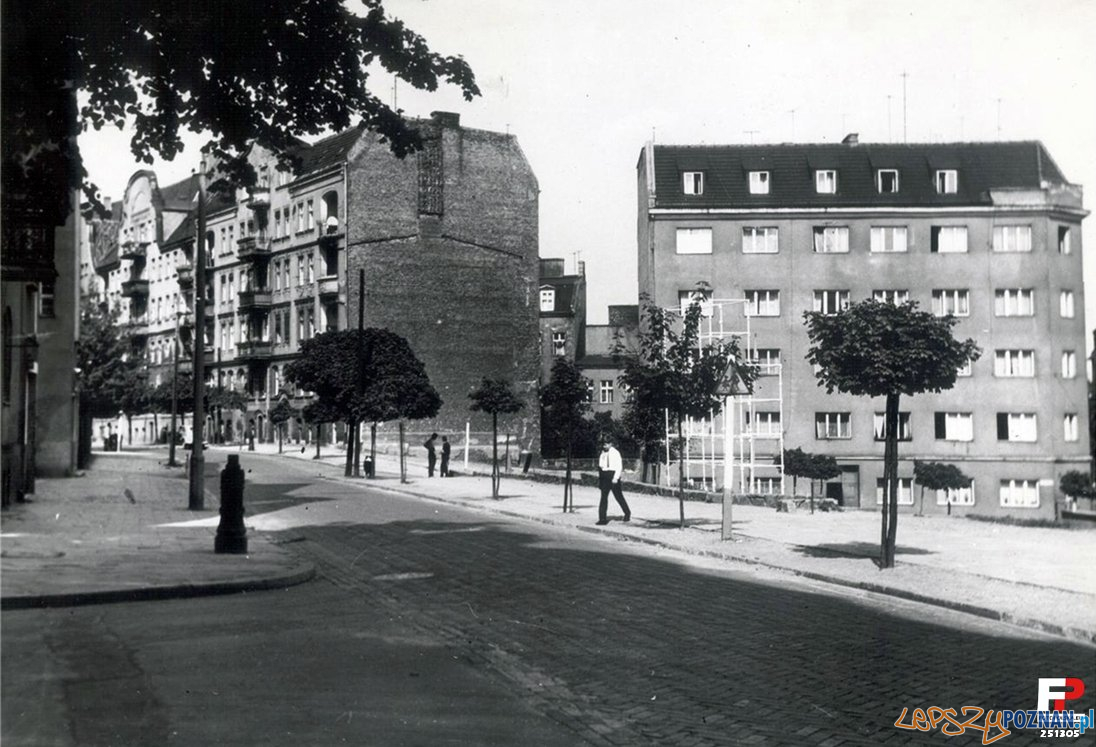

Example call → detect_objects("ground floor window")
999 479 1039 508
936 484 975 506
875 477 914 506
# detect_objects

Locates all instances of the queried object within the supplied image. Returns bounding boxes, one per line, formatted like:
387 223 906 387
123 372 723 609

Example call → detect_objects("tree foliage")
913 460 972 515
470 378 524 499
1060 471 1095 501
3 0 480 212
617 294 756 527
804 300 980 567
76 299 149 419
540 357 591 510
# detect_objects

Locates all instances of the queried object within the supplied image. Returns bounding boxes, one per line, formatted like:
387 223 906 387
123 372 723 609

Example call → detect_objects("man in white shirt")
596 440 631 525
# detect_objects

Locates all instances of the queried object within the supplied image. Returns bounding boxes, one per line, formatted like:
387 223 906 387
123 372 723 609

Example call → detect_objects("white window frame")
873 412 912 442
932 289 970 317
876 478 914 506
933 226 968 253
1058 226 1072 255
935 169 958 194
1001 412 1037 442
936 483 975 506
744 290 780 317
675 227 713 255
1060 290 1075 318
752 411 781 438
870 226 908 253
750 348 781 376
813 290 850 316
815 412 851 440
742 226 778 254
994 289 1034 317
876 169 899 193
1064 414 1080 442
682 172 704 195
678 290 713 317
994 349 1035 378
539 288 556 312
999 479 1039 508
957 358 973 377
873 290 909 306
815 169 837 194
813 226 849 253
599 379 614 404
748 171 770 195
551 331 566 356
992 225 1032 253
937 412 974 442
1062 351 1077 379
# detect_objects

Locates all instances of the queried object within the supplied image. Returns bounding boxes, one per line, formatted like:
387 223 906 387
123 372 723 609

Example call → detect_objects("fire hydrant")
215 454 248 554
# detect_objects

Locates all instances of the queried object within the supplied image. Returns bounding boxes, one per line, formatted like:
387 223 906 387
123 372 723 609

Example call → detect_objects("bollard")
215 454 248 554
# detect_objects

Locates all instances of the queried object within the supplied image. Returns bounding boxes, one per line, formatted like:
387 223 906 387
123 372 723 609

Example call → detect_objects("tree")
4 0 480 214
269 398 296 454
808 454 841 514
1059 470 1095 513
804 299 980 568
75 299 149 463
469 379 524 499
617 295 756 527
540 358 591 511
369 336 443 483
913 461 972 516
303 399 340 461
779 448 839 513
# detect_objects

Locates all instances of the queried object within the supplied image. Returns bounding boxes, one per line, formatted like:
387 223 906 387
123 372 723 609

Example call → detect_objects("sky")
80 0 1096 337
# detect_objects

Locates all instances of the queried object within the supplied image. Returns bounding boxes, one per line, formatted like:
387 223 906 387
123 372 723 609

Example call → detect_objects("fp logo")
1037 678 1085 712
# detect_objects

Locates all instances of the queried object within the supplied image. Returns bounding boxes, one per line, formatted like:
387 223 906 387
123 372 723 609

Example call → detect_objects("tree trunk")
677 415 685 528
881 392 901 569
398 419 407 483
344 419 355 477
314 424 321 459
370 422 377 477
918 485 925 516
563 423 573 512
491 412 499 498
278 424 283 454
352 421 362 477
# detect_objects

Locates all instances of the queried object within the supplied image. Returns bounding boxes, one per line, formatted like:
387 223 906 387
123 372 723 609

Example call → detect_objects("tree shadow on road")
793 541 935 560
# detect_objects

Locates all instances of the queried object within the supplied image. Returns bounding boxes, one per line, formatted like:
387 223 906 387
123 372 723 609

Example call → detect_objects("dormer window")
815 170 837 194
876 169 899 193
935 169 958 194
539 287 556 312
748 171 770 195
682 172 704 195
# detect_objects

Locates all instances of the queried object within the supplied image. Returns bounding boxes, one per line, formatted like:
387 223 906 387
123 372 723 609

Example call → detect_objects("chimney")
539 258 565 278
577 261 585 277
430 111 461 129
842 133 859 146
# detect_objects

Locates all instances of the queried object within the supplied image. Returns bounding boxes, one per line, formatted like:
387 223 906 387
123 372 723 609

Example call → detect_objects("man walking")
440 435 451 476
596 440 630 525
424 433 438 477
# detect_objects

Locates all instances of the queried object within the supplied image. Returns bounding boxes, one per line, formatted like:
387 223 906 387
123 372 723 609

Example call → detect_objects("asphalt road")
4 453 1093 746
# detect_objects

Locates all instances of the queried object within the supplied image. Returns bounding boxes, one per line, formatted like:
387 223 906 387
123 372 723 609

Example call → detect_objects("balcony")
128 320 150 339
119 241 146 261
236 236 271 260
237 340 273 361
237 289 272 312
318 230 343 252
203 347 217 367
176 264 194 287
247 190 271 209
121 278 150 297
317 276 339 300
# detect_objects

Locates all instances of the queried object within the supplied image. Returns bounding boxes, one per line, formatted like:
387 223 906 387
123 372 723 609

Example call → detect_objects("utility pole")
353 268 365 477
188 157 208 510
168 316 180 467
744 130 758 144
996 98 1003 140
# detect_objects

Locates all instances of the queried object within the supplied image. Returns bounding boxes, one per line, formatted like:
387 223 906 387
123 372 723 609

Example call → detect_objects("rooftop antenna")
996 98 1003 140
571 250 583 275
651 126 656 143
900 71 909 142
788 109 797 141
744 130 758 144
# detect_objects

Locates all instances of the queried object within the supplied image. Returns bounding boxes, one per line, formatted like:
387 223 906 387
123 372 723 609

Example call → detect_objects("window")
873 290 909 306
297 255 305 286
813 290 849 315
999 479 1039 508
742 226 778 254
682 172 704 195
38 281 56 317
934 412 973 442
876 478 914 506
813 226 849 253
599 380 614 404
744 290 780 317
754 477 782 495
552 331 566 356
1058 226 1072 255
273 260 282 290
815 412 851 439
876 169 899 193
870 226 908 253
1062 351 1077 379
1064 414 1080 442
1060 290 1075 318
539 288 555 312
936 484 975 507
675 227 712 254
994 289 1034 317
933 224 968 253
282 261 289 290
678 289 713 317
274 310 285 344
992 225 1032 253
932 289 970 317
957 358 973 377
273 210 282 238
748 171 770 195
751 411 781 437
935 170 958 194
750 348 780 375
994 349 1035 377
873 412 912 442
306 201 315 231
997 413 1037 442
815 170 837 194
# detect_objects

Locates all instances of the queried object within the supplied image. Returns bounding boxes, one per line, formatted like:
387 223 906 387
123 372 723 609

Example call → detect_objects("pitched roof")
157 174 201 211
648 140 1071 209
539 275 582 316
293 125 364 177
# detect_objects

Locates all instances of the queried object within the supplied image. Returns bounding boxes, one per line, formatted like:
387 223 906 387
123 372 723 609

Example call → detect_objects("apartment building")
637 135 1089 518
538 257 587 382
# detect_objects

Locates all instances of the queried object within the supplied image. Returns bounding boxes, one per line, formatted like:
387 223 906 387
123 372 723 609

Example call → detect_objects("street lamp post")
188 157 208 510
168 324 180 467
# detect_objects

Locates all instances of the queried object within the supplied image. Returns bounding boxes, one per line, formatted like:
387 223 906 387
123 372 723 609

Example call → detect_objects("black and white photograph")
2 0 1094 744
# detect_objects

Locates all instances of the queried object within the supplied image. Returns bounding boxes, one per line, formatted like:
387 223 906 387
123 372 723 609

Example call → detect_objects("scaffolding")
663 298 785 496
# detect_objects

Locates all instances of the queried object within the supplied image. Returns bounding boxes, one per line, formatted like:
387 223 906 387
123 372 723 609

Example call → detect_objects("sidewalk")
4 443 1094 646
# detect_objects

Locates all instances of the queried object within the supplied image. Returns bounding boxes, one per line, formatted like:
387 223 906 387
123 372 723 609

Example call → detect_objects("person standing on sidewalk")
424 433 438 477
440 435 451 476
596 440 630 525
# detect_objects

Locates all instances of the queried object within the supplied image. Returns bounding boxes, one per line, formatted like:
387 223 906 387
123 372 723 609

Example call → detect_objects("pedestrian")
424 432 438 477
440 435 451 477
596 440 630 525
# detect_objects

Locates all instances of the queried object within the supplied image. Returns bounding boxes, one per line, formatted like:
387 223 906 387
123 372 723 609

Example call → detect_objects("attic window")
935 170 958 194
815 170 837 194
748 171 770 195
876 170 899 193
682 172 704 195
539 288 555 312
